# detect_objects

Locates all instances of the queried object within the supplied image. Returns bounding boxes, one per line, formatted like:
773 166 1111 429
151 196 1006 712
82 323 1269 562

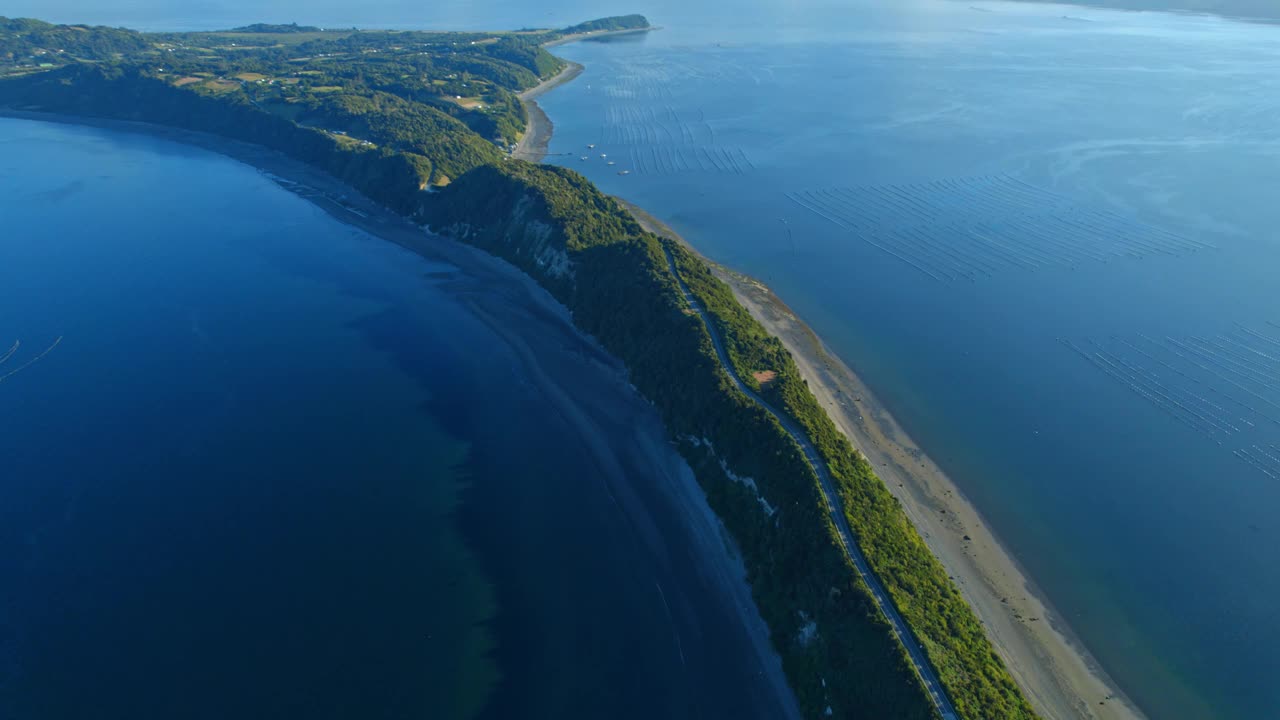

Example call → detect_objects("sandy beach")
506 37 1149 715
719 269 1145 720
619 200 1144 720
515 41 1133 709
512 61 582 162
513 27 656 162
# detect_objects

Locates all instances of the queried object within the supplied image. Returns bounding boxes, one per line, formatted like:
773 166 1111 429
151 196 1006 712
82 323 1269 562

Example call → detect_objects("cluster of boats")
579 144 630 175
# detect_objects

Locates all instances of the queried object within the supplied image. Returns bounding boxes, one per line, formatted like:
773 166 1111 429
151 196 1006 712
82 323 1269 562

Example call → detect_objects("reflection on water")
537 3 1280 717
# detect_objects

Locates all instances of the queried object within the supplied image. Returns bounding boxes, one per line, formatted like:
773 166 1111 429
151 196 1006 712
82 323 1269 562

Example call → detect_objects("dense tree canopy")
0 15 572 152
561 15 651 34
0 17 149 66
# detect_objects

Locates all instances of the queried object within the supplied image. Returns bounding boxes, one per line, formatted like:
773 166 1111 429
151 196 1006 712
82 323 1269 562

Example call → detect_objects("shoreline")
0 109 800 717
514 34 1147 719
543 26 658 49
619 201 1146 720
511 61 583 162
512 26 656 163
6 16 1144 712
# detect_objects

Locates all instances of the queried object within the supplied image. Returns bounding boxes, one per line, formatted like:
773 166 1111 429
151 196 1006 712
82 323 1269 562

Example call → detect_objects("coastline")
511 61 582 162
619 201 1146 720
513 26 656 162
0 109 800 718
543 26 658 49
3 15 1147 714
511 24 1148 715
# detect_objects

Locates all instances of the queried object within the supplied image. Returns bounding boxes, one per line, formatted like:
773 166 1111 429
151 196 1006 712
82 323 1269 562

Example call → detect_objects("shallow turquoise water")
0 118 795 719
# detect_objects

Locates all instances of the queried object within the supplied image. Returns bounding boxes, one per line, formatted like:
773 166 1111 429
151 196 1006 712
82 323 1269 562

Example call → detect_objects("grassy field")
202 79 240 93
197 31 348 46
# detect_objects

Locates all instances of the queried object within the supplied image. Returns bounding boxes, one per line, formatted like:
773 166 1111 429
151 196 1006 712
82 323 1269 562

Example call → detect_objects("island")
0 15 1036 720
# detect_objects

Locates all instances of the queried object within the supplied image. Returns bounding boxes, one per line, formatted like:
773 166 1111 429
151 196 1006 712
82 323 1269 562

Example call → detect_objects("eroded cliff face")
418 166 577 293
502 195 575 281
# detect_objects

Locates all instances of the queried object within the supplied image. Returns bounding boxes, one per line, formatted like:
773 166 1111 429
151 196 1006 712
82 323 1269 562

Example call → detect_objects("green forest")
0 17 149 65
0 12 1037 719
667 242 1037 720
0 15 575 161
422 160 1038 720
561 15 654 35
419 162 937 718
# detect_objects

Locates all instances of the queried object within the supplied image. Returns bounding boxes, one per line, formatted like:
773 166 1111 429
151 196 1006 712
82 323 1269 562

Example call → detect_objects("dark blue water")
0 118 500 719
0 118 795 719
532 3 1280 718
6 0 1277 717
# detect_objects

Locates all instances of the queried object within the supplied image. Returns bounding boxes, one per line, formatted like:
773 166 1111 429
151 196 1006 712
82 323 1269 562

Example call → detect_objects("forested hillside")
0 16 570 161
666 240 1036 720
419 162 940 718
0 12 1039 719
0 17 148 66
422 158 1038 720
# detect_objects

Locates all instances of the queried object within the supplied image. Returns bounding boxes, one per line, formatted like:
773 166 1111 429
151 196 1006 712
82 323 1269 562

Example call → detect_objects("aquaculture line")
1063 324 1280 479
785 174 1212 283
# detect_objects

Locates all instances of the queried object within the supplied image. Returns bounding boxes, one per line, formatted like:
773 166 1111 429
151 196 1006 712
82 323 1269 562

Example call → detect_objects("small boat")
580 156 589 161
607 161 616 166
618 170 630 176
600 153 607 159
587 144 596 149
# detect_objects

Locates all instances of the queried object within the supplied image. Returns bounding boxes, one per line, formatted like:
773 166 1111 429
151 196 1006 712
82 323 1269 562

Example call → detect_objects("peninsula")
0 15 1036 719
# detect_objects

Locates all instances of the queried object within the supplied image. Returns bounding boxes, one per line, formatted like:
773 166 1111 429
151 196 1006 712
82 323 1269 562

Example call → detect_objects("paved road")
662 245 959 720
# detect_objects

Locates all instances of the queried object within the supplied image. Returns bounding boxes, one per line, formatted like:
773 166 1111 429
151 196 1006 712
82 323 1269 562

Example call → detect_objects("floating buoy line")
0 336 63 384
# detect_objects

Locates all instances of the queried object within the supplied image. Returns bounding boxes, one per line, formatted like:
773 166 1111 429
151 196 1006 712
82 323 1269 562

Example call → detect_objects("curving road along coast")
661 243 959 720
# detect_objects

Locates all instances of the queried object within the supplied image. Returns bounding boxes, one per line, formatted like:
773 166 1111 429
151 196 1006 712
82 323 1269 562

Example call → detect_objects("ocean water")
0 118 794 719
6 1 1278 717
534 3 1280 718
